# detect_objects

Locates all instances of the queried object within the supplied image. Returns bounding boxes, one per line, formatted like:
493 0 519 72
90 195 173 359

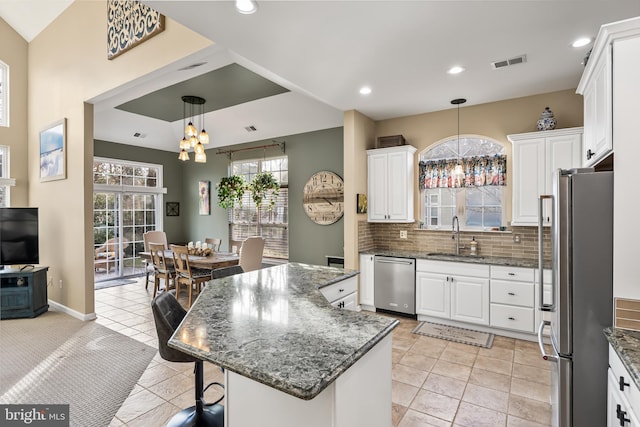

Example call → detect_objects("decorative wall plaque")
107 0 165 60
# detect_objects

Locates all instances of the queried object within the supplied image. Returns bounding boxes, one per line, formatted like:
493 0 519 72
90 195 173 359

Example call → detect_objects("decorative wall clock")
303 171 344 225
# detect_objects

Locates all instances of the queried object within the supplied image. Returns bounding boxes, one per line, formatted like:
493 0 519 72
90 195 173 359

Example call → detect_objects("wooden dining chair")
238 236 265 272
171 244 212 308
143 230 168 290
205 238 222 252
149 242 175 298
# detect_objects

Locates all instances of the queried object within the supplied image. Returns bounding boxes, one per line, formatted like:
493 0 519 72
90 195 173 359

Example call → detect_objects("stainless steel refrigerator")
537 168 613 427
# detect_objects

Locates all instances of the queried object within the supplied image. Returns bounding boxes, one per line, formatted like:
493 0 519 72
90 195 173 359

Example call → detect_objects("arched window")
419 136 507 230
0 60 8 127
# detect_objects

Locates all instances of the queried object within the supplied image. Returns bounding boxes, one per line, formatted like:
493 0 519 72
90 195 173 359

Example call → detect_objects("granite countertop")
168 262 399 400
604 328 640 390
362 249 547 269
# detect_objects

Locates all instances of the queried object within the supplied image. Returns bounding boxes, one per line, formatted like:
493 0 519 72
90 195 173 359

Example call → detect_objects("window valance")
419 155 507 190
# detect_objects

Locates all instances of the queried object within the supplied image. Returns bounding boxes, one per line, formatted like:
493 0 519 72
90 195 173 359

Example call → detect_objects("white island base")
225 334 392 427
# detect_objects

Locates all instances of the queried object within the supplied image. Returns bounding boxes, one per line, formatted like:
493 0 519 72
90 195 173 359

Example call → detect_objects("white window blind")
229 156 288 259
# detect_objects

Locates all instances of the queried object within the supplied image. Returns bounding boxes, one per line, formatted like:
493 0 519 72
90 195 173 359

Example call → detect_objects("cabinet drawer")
491 266 534 282
609 345 640 409
331 292 358 311
490 280 534 307
320 277 358 303
417 259 489 278
490 304 534 332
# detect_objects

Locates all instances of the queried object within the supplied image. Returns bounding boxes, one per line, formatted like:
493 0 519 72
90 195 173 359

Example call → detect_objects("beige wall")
343 110 375 270
0 18 28 206
27 0 212 316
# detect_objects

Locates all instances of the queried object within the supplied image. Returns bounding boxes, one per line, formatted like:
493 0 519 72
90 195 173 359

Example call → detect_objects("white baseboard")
48 299 97 321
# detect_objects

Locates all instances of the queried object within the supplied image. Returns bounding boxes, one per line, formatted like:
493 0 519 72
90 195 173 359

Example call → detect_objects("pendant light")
451 98 467 180
178 96 208 163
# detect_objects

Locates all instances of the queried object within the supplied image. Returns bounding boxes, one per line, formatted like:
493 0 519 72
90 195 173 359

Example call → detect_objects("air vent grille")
491 54 527 70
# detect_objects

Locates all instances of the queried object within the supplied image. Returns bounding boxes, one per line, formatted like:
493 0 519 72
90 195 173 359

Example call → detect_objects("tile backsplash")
357 220 550 262
615 299 640 332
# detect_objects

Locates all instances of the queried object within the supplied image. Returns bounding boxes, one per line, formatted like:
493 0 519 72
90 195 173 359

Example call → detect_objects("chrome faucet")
452 215 462 255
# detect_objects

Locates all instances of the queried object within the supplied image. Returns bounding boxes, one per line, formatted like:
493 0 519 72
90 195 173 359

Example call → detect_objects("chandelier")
178 95 209 163
451 98 466 180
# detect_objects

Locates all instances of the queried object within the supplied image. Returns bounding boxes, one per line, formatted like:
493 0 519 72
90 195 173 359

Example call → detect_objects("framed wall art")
39 118 66 182
357 193 368 214
107 0 165 60
166 202 179 217
199 181 210 215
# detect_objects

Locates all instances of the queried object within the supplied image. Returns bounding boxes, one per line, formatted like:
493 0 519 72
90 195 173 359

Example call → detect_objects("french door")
93 192 160 280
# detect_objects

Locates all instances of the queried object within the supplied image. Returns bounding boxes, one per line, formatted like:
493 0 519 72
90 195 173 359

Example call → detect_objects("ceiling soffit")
115 63 290 122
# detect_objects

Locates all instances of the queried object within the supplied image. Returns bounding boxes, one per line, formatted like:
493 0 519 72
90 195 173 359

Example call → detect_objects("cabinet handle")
617 404 630 426
508 317 516 320
339 288 345 293
508 292 516 296
586 149 595 160
508 273 516 276
620 376 630 391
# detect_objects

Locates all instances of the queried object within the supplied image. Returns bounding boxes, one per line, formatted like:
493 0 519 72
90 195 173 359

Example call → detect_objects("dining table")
139 249 239 271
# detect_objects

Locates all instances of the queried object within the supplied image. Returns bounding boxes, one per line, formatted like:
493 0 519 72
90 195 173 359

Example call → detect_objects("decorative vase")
537 107 557 131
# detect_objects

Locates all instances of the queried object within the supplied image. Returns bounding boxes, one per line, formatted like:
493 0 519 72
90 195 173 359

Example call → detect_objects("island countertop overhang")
168 262 399 400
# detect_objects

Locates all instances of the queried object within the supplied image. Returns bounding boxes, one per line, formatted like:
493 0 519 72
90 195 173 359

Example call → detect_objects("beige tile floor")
96 277 551 427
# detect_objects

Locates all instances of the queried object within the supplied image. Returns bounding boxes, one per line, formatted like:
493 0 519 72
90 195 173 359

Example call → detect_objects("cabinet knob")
617 404 630 426
586 149 595 160
620 376 630 391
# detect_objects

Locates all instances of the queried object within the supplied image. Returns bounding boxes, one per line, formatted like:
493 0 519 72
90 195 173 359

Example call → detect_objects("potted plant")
217 175 246 209
248 172 280 211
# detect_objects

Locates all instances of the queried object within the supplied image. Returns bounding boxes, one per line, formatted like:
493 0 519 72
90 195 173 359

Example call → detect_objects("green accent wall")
95 126 344 267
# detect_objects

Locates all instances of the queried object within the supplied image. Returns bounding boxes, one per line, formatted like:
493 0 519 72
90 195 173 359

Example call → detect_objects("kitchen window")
229 156 288 259
419 136 506 230
0 60 7 127
0 145 15 207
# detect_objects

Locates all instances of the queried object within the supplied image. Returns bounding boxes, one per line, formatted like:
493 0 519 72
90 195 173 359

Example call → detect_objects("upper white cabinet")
579 49 612 166
577 17 640 300
508 127 582 226
367 145 416 223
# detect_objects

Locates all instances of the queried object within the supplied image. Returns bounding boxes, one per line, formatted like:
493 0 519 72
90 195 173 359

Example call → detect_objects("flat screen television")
0 207 39 269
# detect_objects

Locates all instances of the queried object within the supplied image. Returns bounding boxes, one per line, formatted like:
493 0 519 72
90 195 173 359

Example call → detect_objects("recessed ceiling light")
359 86 372 95
572 37 592 48
236 0 258 14
447 66 465 75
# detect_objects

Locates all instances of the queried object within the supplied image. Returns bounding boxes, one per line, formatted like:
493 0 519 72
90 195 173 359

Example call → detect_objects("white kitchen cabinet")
608 345 640 426
416 260 490 326
490 266 536 333
320 276 358 311
367 145 416 223
508 127 582 226
580 49 612 166
358 254 375 311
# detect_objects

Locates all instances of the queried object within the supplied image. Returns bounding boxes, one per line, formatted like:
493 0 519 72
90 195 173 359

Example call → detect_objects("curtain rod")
215 142 285 158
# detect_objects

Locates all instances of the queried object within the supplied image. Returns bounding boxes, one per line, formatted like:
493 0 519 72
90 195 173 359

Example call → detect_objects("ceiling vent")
178 62 207 71
244 125 257 132
133 132 146 138
491 54 527 70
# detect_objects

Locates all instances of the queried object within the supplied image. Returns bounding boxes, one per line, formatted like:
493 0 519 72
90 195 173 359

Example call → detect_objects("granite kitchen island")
169 262 399 427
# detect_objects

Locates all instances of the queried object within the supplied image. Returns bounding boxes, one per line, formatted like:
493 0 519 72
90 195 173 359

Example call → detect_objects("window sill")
414 228 512 234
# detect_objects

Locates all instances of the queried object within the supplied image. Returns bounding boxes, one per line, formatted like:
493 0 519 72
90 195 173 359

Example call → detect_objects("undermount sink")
426 252 485 260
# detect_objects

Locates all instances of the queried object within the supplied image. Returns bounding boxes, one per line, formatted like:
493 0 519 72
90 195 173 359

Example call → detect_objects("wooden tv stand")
0 267 49 319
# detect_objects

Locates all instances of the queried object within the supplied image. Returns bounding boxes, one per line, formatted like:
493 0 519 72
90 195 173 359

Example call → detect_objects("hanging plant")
248 171 280 211
217 175 246 209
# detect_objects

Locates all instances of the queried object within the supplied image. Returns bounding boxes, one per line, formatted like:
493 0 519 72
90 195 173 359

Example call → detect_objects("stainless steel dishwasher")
374 256 416 315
